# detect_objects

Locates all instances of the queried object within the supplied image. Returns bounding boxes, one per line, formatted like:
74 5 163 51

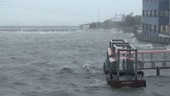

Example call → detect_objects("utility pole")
98 9 100 23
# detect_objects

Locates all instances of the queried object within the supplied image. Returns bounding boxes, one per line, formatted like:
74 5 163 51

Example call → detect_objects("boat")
103 39 146 87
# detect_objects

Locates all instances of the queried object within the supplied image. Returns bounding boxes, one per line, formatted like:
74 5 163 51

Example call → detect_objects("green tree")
123 12 142 27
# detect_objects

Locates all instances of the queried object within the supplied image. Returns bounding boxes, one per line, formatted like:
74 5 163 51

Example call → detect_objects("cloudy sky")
0 0 142 26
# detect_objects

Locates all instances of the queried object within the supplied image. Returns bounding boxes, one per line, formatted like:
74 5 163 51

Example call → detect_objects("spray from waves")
82 63 104 74
58 66 74 74
137 44 153 49
57 64 102 79
57 64 102 76
81 63 106 81
109 29 169 50
82 64 95 72
166 45 170 50
13 31 80 35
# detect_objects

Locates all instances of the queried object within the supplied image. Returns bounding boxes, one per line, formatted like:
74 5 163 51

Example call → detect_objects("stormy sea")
0 28 170 96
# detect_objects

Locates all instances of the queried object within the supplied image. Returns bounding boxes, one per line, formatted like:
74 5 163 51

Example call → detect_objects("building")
136 0 170 43
143 0 169 36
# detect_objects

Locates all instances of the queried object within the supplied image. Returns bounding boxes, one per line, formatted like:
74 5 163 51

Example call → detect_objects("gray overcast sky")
0 0 142 26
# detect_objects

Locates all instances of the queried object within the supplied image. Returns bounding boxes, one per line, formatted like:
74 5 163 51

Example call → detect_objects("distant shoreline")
0 26 80 32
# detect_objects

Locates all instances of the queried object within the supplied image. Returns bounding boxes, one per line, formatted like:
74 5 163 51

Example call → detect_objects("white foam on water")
0 29 170 96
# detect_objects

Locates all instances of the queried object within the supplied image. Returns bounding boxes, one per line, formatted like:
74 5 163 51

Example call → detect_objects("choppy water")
0 29 170 96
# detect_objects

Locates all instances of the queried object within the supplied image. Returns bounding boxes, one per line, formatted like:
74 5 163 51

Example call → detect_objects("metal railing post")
151 53 155 68
141 53 144 68
163 53 167 67
156 66 160 76
117 50 120 81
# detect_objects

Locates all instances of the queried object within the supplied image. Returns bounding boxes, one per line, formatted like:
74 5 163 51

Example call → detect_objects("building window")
156 10 159 17
148 10 150 16
165 10 169 17
143 23 145 29
160 11 164 17
165 25 169 34
154 25 156 32
143 10 145 16
168 25 170 35
150 10 152 16
160 10 169 17
165 25 170 35
149 24 152 32
145 24 147 30
160 25 166 34
150 10 153 17
156 25 159 33
146 10 148 16
154 10 156 17
151 25 154 32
